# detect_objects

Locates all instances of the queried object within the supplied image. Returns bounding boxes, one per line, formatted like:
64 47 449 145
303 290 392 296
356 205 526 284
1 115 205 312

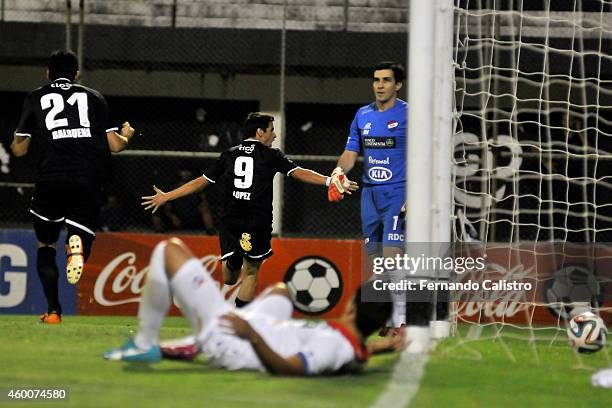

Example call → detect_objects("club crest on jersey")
239 144 255 154
387 120 398 129
364 122 372 130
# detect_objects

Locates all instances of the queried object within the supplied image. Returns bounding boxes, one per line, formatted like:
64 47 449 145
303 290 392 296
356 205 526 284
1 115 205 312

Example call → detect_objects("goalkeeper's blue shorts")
361 183 405 255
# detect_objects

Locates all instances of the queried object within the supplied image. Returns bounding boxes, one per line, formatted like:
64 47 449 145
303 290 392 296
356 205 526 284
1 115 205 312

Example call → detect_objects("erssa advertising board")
0 229 76 315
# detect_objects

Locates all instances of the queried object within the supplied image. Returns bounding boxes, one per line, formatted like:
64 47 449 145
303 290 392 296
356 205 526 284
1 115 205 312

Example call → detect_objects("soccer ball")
566 312 608 354
284 256 343 315
544 265 600 319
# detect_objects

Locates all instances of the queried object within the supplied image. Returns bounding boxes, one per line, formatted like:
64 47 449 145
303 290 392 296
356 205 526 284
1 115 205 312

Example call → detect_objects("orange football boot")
40 312 62 324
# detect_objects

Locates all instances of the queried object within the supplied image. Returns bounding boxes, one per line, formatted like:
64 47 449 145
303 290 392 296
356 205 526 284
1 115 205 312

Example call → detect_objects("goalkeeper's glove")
328 167 350 202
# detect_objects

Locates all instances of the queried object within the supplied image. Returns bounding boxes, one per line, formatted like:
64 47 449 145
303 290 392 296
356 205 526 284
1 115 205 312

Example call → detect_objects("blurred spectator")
100 193 124 232
151 169 216 234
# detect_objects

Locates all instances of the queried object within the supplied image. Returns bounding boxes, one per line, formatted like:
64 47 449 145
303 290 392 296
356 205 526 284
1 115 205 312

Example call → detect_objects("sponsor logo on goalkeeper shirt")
363 137 395 149
368 156 390 165
368 166 392 182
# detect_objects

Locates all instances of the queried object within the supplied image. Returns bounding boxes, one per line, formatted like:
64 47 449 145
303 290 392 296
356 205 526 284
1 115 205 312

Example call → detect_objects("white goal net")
450 0 612 363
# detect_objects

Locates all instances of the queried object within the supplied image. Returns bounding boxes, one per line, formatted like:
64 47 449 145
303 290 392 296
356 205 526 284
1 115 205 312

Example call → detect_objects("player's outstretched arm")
220 313 306 376
291 168 359 193
10 132 31 157
141 176 208 213
336 150 359 174
107 121 136 153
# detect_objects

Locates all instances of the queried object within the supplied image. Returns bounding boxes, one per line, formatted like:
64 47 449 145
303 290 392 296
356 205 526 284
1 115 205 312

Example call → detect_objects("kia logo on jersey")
368 167 393 182
387 120 398 129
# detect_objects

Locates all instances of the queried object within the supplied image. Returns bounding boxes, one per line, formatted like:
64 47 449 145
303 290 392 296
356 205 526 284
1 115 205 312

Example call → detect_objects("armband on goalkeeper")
328 167 350 202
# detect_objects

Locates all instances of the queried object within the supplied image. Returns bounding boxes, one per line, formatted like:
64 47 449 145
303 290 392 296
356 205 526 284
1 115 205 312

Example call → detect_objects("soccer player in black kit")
142 112 357 307
10 50 136 324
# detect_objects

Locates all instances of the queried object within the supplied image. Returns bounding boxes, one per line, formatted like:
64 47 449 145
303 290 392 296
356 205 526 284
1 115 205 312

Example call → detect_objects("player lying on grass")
142 113 357 309
104 238 404 375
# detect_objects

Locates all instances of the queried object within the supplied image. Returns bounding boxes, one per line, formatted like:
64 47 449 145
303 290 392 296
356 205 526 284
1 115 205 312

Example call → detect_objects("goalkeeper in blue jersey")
329 61 407 334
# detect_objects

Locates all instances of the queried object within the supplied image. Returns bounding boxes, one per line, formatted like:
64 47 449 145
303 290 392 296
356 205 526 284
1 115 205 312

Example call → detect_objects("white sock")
406 326 431 354
134 242 172 350
430 320 451 339
170 259 230 338
389 269 407 327
391 301 406 327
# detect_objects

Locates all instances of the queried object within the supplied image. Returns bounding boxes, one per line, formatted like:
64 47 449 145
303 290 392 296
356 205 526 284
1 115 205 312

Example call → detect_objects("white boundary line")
370 343 436 408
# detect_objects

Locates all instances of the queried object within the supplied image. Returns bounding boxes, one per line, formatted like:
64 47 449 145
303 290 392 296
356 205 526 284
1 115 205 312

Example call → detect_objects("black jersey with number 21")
203 139 298 229
16 78 116 181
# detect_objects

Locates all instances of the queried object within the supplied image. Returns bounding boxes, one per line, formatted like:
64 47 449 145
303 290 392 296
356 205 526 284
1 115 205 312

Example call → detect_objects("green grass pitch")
0 315 610 407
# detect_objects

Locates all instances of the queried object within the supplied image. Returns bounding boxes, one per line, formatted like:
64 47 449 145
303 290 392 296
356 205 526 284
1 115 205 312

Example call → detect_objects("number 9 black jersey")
203 139 298 229
16 78 116 181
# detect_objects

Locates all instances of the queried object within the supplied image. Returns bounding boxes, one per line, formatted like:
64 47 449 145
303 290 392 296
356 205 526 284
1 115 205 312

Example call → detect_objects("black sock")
405 287 433 326
405 302 433 326
37 247 61 315
235 297 251 308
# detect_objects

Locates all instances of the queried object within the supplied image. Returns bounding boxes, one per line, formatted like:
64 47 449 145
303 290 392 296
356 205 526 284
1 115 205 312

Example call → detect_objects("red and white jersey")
198 295 365 375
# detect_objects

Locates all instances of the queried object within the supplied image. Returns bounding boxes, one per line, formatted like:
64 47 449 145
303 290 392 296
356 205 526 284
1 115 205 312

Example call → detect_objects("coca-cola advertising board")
453 243 612 325
2 228 609 325
78 232 362 318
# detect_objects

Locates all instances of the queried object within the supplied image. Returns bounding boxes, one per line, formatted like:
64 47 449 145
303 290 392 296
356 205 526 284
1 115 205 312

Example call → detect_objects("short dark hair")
241 112 274 140
374 61 405 83
353 282 392 339
48 50 79 81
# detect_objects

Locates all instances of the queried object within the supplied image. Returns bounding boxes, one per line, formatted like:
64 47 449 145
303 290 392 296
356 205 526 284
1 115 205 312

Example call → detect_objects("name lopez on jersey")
233 191 251 200
52 127 92 140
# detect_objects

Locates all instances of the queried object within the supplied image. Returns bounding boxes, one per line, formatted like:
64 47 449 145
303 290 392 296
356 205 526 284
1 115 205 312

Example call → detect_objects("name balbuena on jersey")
203 139 298 228
345 99 407 185
16 78 117 180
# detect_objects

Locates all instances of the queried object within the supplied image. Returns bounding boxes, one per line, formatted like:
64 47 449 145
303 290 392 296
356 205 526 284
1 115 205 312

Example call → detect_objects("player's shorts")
30 176 103 244
198 294 293 372
219 224 273 262
361 183 405 255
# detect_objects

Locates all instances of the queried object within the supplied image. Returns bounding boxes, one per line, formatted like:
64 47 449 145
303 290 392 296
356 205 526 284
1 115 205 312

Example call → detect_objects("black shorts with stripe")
30 176 103 244
219 224 273 262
